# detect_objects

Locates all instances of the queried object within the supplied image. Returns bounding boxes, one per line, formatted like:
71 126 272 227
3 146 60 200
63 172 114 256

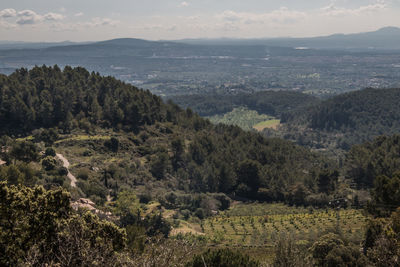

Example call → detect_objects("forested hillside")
345 135 400 188
280 88 400 150
345 134 400 219
0 65 168 134
2 66 400 266
0 66 333 207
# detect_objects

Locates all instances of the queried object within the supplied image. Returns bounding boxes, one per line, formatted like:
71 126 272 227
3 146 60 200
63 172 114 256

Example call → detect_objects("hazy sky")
0 0 399 41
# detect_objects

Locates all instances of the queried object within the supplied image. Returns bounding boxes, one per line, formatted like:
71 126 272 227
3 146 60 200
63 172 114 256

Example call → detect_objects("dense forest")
0 66 334 207
280 88 400 150
0 65 168 134
343 134 400 217
2 66 400 266
170 91 320 117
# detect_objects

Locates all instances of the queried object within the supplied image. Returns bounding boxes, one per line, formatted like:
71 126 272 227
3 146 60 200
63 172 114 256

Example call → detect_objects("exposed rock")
71 198 113 217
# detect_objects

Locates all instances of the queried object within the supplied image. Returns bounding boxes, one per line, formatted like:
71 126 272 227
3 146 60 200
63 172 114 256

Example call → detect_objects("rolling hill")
1 65 396 266
0 65 333 208
280 87 400 150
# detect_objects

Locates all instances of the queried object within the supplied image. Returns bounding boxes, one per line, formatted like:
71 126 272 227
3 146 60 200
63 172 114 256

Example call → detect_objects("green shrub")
77 168 90 180
45 147 56 157
195 208 205 219
185 249 259 267
42 156 57 171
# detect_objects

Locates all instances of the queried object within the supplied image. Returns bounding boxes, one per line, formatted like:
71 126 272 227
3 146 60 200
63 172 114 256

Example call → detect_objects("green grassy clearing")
253 119 281 131
16 136 34 142
207 107 274 131
55 135 111 144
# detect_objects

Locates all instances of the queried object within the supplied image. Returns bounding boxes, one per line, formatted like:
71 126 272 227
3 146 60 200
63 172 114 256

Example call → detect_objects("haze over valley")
1 27 400 97
2 1 400 266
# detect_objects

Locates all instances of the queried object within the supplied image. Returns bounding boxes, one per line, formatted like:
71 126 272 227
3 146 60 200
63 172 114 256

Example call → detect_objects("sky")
0 0 399 42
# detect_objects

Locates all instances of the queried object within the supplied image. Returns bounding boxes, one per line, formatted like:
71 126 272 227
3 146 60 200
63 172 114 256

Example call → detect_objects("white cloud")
217 7 306 25
218 10 242 22
43 12 65 21
78 17 119 28
16 10 43 25
141 24 177 31
0 0 398 41
0 9 65 25
0 8 17 18
91 18 119 27
321 1 387 17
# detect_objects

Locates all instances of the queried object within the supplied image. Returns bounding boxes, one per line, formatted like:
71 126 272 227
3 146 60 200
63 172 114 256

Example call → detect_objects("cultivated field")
173 203 367 247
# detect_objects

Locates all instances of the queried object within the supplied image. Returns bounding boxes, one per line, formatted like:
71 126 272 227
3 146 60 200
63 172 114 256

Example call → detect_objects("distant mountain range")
1 27 400 51
1 27 400 96
176 27 400 50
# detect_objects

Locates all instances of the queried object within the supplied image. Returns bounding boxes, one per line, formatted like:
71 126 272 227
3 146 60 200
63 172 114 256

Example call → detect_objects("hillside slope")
0 66 334 208
280 88 400 150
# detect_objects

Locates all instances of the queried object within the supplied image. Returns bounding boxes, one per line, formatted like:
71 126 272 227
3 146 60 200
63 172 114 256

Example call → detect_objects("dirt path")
56 153 77 187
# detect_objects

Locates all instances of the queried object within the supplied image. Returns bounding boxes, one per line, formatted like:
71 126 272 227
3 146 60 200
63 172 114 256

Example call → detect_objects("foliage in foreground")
0 182 126 266
185 248 259 267
364 208 400 266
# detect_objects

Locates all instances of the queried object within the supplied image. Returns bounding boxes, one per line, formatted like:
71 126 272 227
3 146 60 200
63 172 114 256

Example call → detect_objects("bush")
10 141 39 163
139 192 152 204
51 175 65 186
1 183 127 266
58 167 68 176
310 233 344 265
181 209 191 220
215 194 231 210
273 235 309 267
42 156 57 171
104 137 119 152
33 128 59 146
185 249 259 267
150 152 169 180
325 246 369 267
309 233 368 266
77 168 90 180
45 147 56 157
195 208 205 219
82 150 92 157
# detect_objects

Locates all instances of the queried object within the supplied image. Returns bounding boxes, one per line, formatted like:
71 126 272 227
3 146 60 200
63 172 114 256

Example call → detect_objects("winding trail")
56 153 77 187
